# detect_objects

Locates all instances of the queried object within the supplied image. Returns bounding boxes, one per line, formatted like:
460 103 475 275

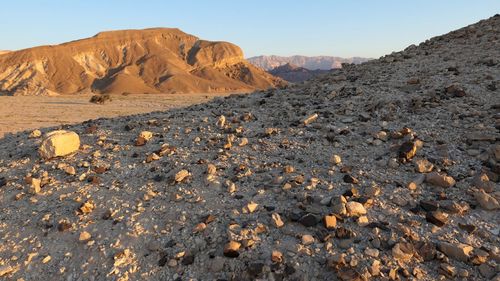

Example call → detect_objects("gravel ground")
0 15 499 281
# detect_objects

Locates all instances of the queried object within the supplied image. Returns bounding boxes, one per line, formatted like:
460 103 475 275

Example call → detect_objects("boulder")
39 130 80 159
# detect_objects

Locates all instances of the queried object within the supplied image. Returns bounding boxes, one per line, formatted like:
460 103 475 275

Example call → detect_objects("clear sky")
0 1 498 58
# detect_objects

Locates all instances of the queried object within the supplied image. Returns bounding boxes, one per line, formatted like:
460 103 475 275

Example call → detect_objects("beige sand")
0 93 232 138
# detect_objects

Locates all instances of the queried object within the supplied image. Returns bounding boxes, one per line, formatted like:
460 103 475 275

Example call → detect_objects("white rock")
39 130 80 159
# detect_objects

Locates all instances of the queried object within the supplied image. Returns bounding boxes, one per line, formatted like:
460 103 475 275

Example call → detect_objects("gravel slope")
0 15 499 281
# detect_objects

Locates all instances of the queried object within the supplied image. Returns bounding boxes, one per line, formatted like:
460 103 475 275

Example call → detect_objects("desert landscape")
0 2 499 281
0 93 232 138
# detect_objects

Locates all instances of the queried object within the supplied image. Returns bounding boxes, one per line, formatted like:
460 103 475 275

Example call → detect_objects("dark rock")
0 177 6 187
343 175 359 184
416 242 436 261
57 221 72 232
298 213 319 227
445 84 466 97
458 223 477 233
398 141 417 162
181 253 195 265
336 226 355 239
420 200 439 211
158 253 169 267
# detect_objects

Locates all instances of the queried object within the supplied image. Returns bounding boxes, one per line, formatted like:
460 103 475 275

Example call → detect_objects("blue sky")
0 1 498 58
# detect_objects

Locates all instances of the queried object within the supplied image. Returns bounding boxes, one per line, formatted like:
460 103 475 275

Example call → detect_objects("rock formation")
0 29 284 96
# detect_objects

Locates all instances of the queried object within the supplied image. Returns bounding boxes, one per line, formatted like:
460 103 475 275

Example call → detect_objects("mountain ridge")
0 28 285 96
248 55 371 70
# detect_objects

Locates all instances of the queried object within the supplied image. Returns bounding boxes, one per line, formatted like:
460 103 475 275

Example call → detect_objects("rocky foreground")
0 15 499 281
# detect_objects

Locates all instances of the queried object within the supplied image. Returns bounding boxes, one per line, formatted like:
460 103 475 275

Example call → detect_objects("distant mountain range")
268 63 330 83
248 55 372 70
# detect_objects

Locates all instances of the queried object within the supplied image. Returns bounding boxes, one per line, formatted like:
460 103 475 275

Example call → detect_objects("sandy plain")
0 93 232 138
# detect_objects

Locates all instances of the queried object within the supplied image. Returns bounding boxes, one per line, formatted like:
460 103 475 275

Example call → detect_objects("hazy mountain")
0 29 285 96
268 63 330 83
248 55 371 70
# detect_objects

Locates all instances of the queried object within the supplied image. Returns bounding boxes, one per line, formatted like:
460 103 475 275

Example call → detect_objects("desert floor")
0 93 233 138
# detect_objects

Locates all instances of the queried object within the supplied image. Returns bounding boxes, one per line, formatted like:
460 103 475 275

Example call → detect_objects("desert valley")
0 3 498 281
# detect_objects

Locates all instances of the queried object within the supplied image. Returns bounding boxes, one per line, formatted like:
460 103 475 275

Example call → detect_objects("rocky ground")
0 15 499 281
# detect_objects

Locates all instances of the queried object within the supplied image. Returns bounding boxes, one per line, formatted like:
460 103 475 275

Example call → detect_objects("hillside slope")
0 29 284 96
0 15 498 281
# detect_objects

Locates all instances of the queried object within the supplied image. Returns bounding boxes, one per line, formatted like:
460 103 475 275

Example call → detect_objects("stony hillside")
0 51 9 56
0 15 499 281
248 55 371 70
0 29 284 96
268 63 330 83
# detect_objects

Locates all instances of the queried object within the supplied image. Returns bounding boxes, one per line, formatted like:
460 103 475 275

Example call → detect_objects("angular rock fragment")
414 158 434 173
398 140 418 162
438 242 473 262
174 169 190 183
323 215 337 229
345 201 367 217
298 213 319 227
392 242 415 262
271 213 284 228
223 241 241 258
343 174 359 184
425 210 448 227
425 172 456 188
474 190 500 210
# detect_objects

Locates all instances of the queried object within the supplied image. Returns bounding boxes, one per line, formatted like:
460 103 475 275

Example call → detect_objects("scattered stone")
245 202 259 213
79 231 91 241
343 174 359 184
29 178 41 194
426 210 448 227
271 250 283 263
79 200 95 214
216 115 226 128
445 84 466 97
298 213 319 227
474 190 500 210
223 241 241 258
392 242 415 262
330 154 342 165
271 213 284 228
39 130 80 159
0 265 13 277
301 234 315 245
302 113 318 125
398 140 418 162
425 172 456 188
174 169 190 183
472 173 495 192
345 201 367 216
323 215 337 229
414 158 434 173
135 131 153 146
478 263 496 279
438 242 473 262
29 129 42 138
364 248 379 258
